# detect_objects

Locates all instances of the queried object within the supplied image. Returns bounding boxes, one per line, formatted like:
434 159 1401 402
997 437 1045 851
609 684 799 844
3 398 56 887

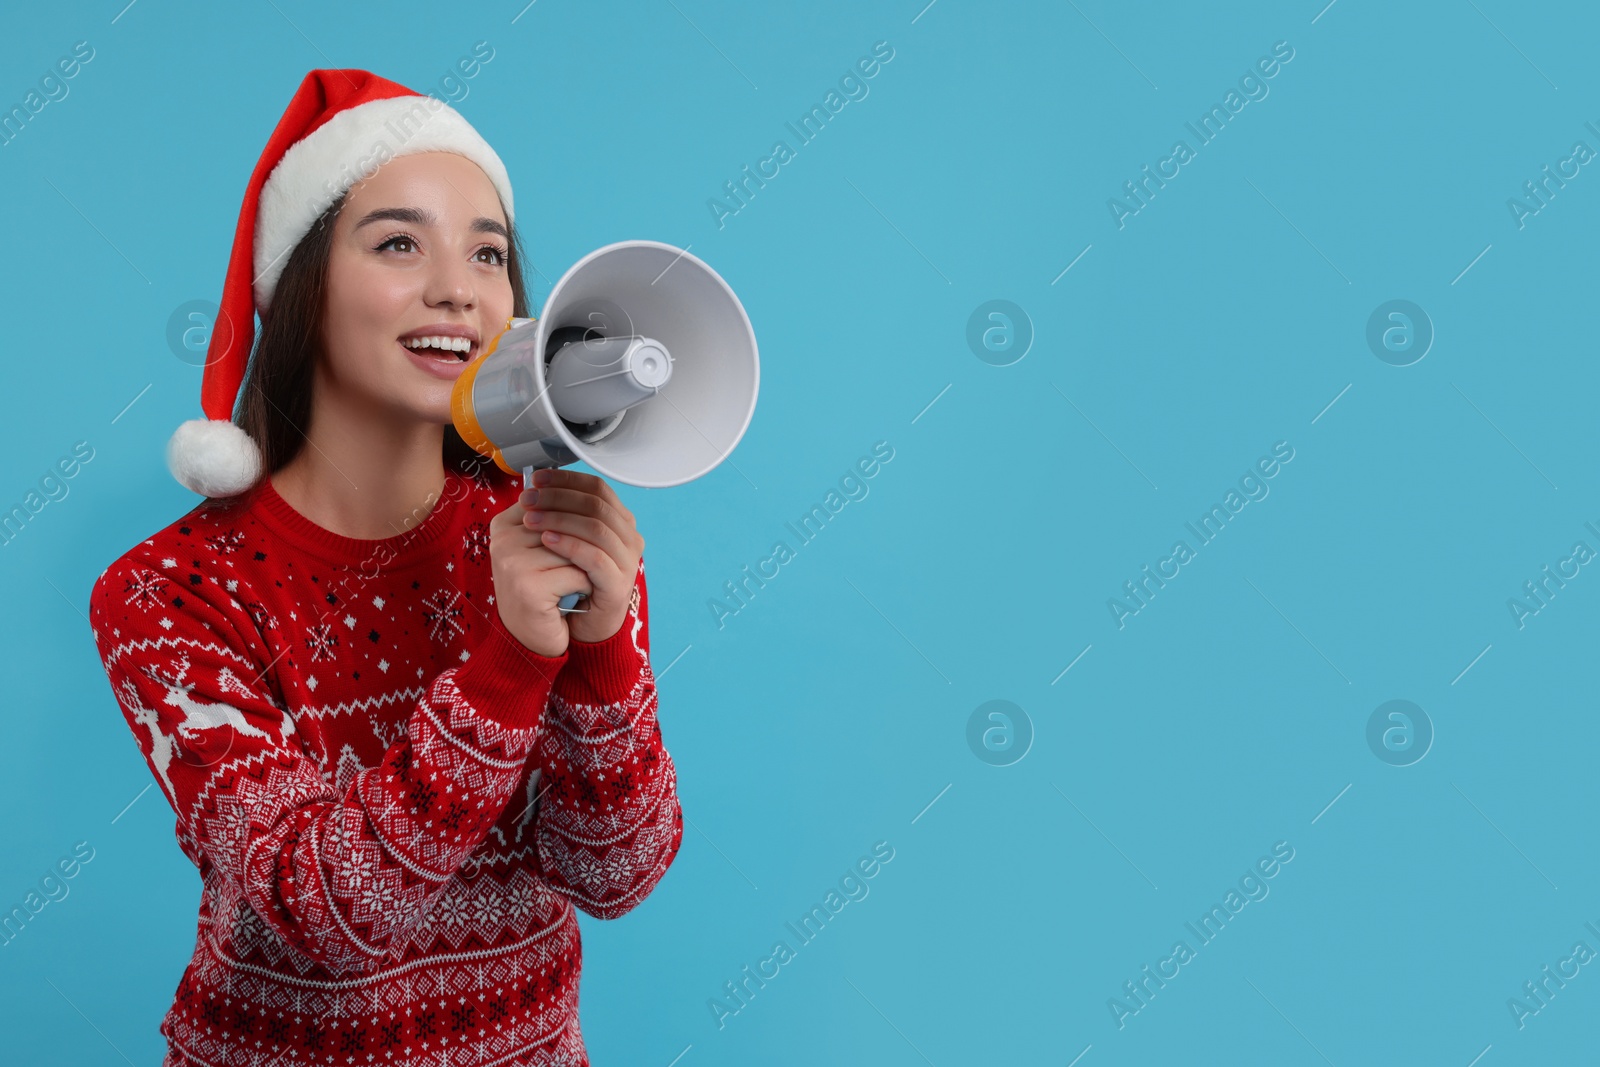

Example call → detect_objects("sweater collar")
250 468 466 567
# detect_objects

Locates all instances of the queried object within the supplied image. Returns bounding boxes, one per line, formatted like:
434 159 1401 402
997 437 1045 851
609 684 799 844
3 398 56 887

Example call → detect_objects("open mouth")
399 336 476 363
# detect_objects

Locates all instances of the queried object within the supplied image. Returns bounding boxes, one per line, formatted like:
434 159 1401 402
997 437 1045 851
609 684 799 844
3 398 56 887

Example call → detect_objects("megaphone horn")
451 240 759 611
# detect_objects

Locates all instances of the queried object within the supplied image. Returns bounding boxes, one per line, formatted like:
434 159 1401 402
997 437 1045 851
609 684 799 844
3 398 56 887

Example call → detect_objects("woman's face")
321 150 516 426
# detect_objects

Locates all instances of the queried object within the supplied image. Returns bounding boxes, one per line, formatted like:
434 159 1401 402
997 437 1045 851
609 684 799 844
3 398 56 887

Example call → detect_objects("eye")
374 233 416 254
374 233 508 266
476 243 510 267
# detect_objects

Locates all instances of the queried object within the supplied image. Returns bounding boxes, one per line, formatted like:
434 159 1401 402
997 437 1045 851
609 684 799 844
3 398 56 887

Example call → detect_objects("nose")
424 249 476 311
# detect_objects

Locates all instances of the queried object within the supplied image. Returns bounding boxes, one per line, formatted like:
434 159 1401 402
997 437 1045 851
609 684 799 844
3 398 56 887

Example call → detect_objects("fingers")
550 564 594 600
518 484 640 574
538 529 624 588
521 494 631 568
527 468 638 532
491 499 524 528
492 500 585 569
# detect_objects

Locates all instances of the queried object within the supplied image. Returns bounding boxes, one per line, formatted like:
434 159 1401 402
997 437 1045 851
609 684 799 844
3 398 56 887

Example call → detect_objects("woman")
88 70 682 1066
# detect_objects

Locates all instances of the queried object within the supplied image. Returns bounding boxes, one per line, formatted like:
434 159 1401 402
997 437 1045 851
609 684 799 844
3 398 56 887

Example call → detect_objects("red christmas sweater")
87 460 683 1067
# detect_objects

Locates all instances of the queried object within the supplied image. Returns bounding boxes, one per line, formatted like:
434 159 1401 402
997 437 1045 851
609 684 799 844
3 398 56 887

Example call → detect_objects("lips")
399 337 475 362
399 340 474 381
397 321 481 363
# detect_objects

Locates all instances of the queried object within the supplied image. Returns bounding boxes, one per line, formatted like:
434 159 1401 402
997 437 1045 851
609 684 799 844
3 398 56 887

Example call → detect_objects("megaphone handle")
523 464 589 616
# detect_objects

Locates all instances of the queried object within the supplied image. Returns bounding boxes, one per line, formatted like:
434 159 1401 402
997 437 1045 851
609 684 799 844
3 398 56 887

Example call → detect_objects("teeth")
403 335 473 359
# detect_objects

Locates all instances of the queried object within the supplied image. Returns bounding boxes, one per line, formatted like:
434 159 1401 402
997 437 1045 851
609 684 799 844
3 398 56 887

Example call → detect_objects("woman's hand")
518 468 643 644
487 496 595 658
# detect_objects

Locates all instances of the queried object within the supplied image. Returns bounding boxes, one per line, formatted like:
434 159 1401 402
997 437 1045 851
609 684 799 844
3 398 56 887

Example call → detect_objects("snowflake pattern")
504 880 540 928
122 570 169 612
243 601 276 632
420 588 466 643
461 521 490 563
366 871 405 916
305 623 339 662
431 889 473 932
204 529 246 555
566 849 605 887
470 891 500 927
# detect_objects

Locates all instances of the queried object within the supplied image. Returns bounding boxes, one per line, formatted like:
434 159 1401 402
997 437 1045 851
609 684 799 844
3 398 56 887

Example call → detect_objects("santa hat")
168 68 514 497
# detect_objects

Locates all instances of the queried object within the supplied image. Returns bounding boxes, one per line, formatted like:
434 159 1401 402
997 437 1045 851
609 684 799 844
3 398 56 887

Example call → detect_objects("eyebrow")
353 206 508 240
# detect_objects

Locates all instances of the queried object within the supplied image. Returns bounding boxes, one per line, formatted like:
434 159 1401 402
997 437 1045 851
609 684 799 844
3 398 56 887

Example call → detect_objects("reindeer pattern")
126 649 293 799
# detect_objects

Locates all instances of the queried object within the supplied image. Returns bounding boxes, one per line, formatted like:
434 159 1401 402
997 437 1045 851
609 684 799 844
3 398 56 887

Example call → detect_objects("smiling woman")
236 157 532 515
89 69 681 1067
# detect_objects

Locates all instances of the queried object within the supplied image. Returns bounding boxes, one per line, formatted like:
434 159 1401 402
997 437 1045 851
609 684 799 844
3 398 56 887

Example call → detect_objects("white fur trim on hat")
252 95 514 312
167 418 263 498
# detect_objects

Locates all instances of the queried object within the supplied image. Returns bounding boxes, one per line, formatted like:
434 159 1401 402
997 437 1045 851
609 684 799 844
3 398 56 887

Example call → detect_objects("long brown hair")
231 185 532 496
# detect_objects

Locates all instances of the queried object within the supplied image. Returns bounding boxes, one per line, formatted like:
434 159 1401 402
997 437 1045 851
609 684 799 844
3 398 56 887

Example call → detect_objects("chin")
385 382 455 429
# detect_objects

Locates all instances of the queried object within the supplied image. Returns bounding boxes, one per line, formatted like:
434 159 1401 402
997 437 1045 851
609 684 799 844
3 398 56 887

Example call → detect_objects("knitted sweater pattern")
88 463 682 1066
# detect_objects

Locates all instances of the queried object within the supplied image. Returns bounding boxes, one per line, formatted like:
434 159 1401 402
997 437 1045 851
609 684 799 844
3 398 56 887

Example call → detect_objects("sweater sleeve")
87 554 568 977
524 555 684 918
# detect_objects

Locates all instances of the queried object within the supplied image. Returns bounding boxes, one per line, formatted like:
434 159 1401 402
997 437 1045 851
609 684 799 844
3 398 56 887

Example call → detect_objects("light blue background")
3 1 1597 1063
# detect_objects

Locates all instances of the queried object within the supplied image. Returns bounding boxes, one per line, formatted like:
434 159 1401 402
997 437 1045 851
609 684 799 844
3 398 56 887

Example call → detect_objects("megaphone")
451 240 759 612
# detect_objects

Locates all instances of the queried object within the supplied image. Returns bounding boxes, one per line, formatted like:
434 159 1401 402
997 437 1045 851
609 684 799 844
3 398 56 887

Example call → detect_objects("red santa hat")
168 68 514 497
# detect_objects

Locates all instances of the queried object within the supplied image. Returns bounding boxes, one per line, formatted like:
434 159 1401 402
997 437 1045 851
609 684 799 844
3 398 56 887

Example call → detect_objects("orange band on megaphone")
450 316 534 477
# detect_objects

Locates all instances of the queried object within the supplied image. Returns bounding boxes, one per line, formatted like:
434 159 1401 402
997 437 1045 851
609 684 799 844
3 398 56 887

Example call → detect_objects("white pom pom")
166 418 263 497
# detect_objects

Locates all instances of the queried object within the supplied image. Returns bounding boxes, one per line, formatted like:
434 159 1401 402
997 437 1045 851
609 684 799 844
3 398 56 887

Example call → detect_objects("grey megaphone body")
451 240 758 611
